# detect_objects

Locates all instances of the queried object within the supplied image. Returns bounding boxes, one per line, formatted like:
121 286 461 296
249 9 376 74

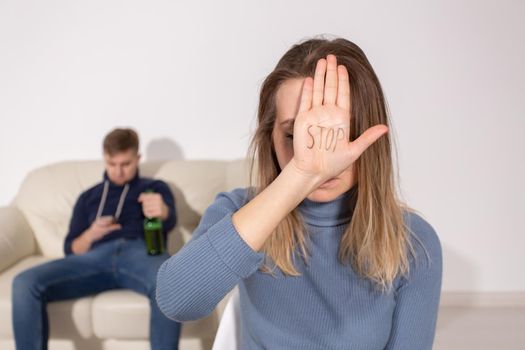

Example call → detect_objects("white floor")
434 305 525 350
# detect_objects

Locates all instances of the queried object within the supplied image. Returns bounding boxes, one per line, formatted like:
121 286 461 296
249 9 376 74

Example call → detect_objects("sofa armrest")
0 206 36 273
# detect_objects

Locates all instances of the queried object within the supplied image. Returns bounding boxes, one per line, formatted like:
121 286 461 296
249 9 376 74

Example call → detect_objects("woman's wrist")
232 161 323 252
282 159 324 197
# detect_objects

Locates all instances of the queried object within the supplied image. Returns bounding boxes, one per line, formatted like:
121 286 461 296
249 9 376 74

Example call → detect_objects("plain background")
0 0 523 293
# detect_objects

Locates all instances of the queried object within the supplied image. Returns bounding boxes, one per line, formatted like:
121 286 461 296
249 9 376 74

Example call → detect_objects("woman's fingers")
336 65 351 111
298 77 313 113
312 56 347 107
346 125 389 160
323 54 338 105
312 58 327 106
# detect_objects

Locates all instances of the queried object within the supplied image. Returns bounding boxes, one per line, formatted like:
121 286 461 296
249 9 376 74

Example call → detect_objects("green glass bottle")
143 190 165 255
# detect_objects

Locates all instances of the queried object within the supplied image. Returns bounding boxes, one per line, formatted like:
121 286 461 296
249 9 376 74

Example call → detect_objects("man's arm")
64 192 90 255
64 192 121 255
70 219 122 255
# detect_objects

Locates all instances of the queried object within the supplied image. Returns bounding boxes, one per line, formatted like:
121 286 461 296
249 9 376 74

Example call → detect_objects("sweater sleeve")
63 192 90 256
384 212 443 350
155 188 264 322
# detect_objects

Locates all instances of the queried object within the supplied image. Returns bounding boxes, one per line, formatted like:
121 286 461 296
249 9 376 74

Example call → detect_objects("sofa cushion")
92 290 218 340
155 159 250 227
225 159 251 191
155 161 228 228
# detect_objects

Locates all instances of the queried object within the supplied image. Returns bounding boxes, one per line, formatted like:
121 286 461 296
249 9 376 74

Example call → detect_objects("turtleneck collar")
103 169 140 187
298 185 358 227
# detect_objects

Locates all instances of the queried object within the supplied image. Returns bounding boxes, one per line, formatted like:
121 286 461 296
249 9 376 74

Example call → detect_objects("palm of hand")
291 55 388 181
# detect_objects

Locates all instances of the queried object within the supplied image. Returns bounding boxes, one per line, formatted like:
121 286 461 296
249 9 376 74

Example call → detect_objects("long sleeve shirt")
64 171 176 255
156 186 442 349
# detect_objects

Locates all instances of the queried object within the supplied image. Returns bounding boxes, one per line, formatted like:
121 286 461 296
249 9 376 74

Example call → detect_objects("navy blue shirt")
64 170 176 255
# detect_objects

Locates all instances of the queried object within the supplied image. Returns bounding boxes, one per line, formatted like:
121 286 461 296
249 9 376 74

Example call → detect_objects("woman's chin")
307 179 348 202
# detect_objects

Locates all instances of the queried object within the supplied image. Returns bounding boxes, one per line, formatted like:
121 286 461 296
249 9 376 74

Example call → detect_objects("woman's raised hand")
290 54 388 183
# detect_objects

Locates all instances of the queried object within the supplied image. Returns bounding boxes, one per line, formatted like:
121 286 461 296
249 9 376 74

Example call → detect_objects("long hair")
248 37 415 292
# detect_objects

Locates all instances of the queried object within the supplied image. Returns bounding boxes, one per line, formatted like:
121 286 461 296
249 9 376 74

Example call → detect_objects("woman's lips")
318 177 338 189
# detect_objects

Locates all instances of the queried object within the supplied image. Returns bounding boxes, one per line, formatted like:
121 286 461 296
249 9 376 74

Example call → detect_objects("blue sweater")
64 171 177 255
156 187 442 349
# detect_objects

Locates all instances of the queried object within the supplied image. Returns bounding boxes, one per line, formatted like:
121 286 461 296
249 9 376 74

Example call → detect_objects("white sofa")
0 159 250 350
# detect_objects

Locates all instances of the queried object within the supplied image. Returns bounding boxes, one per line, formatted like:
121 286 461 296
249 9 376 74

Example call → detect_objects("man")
12 128 181 350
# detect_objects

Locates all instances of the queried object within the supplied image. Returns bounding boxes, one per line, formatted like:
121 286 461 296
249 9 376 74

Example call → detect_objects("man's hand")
71 217 121 255
138 192 169 220
87 216 122 241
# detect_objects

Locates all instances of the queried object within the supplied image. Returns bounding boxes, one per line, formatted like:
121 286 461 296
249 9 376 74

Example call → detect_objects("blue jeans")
12 238 181 350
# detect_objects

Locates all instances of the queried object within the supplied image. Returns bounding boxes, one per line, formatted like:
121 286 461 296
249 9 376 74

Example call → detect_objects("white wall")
0 0 523 292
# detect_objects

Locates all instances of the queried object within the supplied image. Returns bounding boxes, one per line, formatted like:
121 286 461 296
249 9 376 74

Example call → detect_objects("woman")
156 37 442 350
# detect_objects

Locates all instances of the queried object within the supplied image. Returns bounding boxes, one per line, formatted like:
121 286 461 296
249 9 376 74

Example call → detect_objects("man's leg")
12 242 118 350
115 239 181 350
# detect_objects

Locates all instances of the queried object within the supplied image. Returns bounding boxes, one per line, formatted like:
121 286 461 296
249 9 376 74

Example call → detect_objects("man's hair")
103 128 139 155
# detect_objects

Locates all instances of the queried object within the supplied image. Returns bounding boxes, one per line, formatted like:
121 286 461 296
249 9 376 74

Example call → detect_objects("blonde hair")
248 37 415 292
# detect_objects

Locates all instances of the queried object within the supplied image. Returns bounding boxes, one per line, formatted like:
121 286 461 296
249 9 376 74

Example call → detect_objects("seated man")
12 128 181 350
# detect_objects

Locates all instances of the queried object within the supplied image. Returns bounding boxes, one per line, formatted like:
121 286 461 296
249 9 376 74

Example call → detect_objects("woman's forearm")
232 162 322 251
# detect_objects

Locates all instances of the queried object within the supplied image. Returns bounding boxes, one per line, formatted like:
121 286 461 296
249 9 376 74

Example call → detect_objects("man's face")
103 150 140 186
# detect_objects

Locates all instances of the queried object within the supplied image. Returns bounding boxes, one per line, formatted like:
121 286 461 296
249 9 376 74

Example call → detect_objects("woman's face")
272 78 356 202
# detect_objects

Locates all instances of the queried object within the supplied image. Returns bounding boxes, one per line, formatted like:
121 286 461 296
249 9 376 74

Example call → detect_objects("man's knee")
12 269 41 300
